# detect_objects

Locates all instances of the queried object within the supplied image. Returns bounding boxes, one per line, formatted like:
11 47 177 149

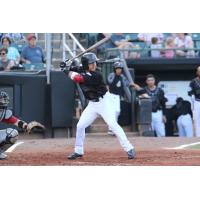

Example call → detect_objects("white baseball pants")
151 110 166 137
194 100 200 137
177 114 193 137
108 93 120 130
74 92 134 154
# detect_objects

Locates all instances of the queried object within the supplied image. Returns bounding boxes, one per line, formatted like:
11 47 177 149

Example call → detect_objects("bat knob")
59 61 66 69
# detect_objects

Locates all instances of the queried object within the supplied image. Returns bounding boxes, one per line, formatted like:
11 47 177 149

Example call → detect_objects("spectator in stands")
164 37 175 58
137 33 164 45
1 36 20 65
111 33 140 59
97 33 114 54
184 34 195 57
21 34 45 64
174 33 195 57
3 33 26 44
150 37 163 58
0 33 4 41
0 48 15 71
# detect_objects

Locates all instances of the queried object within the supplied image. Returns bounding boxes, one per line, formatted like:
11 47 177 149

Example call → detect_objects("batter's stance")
63 53 135 160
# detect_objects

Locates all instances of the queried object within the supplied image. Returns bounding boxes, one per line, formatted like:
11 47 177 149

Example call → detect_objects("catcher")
0 91 45 160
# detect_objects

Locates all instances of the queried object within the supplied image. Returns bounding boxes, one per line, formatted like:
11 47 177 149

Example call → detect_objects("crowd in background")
95 33 198 59
0 33 199 72
0 33 45 71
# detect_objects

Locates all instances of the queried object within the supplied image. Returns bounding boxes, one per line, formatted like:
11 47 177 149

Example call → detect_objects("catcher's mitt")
25 121 45 134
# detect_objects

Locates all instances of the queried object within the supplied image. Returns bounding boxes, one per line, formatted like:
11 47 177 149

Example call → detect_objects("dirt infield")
1 135 200 166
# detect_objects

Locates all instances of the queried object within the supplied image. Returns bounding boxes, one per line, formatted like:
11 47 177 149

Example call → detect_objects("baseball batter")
62 53 135 160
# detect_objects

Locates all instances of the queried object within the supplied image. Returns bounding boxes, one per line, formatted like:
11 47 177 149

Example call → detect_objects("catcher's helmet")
81 53 99 70
113 61 123 70
0 91 9 108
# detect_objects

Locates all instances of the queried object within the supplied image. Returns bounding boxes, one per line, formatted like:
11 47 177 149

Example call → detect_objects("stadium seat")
192 33 200 40
10 43 25 53
163 33 172 38
22 63 45 70
132 42 149 57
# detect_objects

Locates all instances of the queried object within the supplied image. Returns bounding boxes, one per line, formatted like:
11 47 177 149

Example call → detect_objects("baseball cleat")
107 130 115 136
127 149 136 159
0 152 7 160
68 152 83 160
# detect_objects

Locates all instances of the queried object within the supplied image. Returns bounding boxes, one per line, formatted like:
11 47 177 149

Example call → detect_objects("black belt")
90 94 105 102
195 98 200 102
152 109 162 113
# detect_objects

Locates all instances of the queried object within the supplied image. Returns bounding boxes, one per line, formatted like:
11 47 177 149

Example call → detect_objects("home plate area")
1 136 200 166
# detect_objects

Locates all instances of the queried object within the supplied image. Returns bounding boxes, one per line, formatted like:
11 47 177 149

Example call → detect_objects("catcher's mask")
0 91 9 109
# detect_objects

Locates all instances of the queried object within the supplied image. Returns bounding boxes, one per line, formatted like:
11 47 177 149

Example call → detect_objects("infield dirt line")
164 141 200 150
5 142 24 153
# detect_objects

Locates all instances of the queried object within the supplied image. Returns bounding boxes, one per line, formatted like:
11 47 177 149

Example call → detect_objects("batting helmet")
81 53 99 70
0 91 9 108
113 61 123 70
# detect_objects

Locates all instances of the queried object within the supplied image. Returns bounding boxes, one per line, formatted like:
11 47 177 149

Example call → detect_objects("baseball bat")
65 36 111 65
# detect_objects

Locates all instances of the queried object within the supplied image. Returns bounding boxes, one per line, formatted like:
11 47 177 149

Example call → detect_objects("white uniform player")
0 91 29 160
174 97 193 137
107 61 130 135
62 53 135 160
188 66 200 136
133 74 167 137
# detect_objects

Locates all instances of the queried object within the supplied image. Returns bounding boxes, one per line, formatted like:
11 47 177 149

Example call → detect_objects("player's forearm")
2 116 27 129
68 71 84 83
16 119 27 129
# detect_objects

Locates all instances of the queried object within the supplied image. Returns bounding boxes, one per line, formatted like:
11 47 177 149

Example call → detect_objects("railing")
104 47 200 59
62 33 87 108
62 33 85 60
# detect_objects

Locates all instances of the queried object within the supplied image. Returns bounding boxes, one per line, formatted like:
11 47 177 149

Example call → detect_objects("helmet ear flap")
81 53 99 70
81 56 89 70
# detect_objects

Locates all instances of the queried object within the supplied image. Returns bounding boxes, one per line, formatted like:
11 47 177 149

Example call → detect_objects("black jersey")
175 100 193 119
144 86 167 114
189 78 200 100
79 71 107 101
67 65 107 101
107 72 128 96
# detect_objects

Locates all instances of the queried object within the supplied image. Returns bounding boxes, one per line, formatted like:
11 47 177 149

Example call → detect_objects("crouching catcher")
0 91 45 160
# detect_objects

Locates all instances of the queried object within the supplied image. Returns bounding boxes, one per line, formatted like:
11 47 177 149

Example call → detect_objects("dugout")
126 57 200 136
0 70 76 138
0 71 47 134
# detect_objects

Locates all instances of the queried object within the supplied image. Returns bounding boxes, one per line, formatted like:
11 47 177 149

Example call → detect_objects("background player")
133 74 167 137
107 61 130 135
173 97 193 137
188 66 200 136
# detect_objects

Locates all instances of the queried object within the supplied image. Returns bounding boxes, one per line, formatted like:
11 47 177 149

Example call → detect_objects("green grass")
187 144 200 150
